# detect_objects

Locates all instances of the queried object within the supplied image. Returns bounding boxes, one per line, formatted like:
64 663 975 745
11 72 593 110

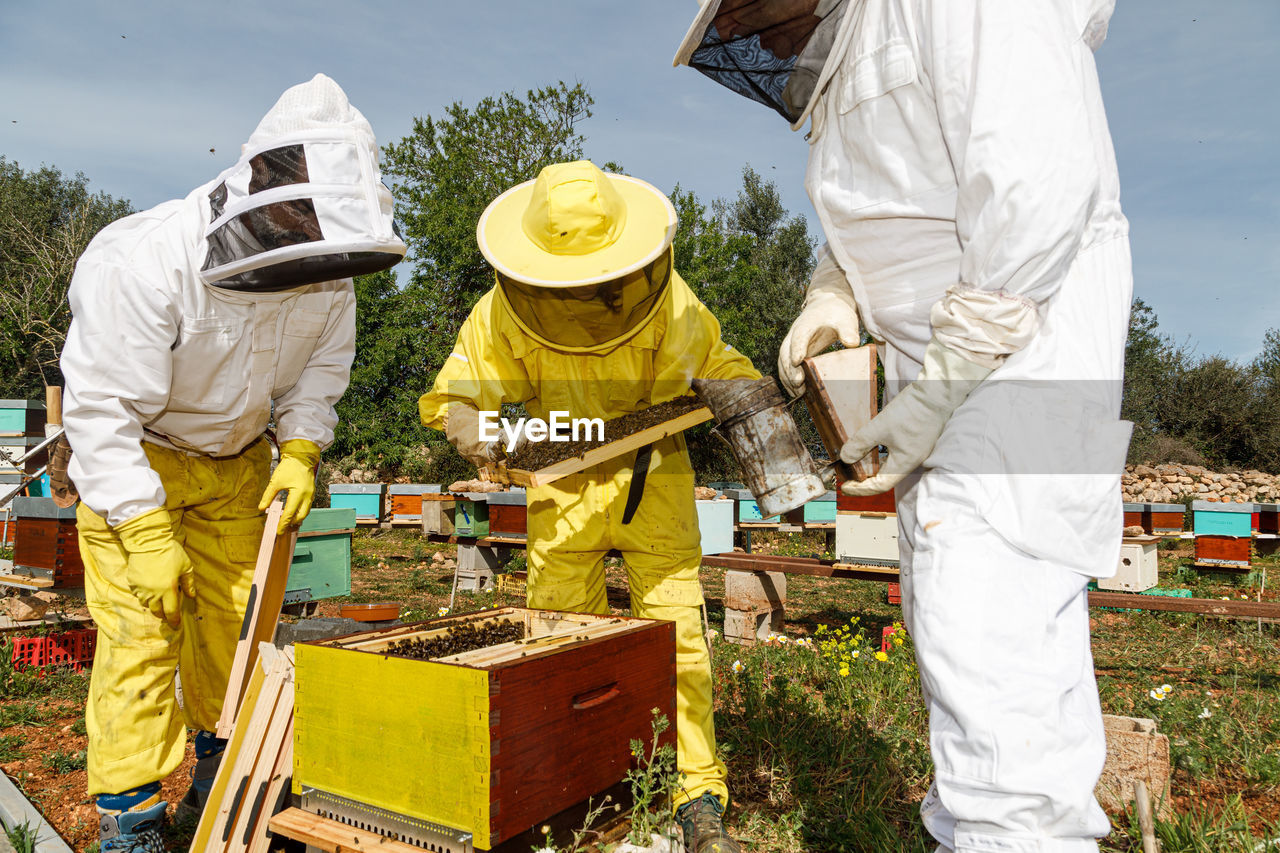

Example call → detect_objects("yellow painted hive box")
292 607 676 850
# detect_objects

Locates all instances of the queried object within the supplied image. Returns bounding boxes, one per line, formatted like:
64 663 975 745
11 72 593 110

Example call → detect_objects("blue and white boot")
97 785 167 853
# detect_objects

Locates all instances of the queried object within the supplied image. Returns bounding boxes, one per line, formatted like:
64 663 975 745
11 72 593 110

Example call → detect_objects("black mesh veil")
681 0 846 125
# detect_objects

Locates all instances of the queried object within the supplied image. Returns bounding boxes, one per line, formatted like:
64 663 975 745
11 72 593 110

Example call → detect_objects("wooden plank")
503 406 713 489
0 572 53 589
296 528 356 539
216 502 298 739
192 655 269 851
1088 591 1280 619
267 808 423 853
230 671 295 852
245 715 294 853
802 345 878 482
206 650 288 850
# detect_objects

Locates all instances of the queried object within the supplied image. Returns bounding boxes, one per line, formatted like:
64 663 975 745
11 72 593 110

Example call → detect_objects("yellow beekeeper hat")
477 160 677 288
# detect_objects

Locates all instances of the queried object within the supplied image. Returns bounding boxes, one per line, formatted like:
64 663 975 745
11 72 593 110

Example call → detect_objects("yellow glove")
114 507 195 628
258 439 321 533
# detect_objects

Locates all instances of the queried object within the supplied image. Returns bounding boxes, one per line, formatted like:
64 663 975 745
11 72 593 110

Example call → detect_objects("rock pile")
1122 464 1279 504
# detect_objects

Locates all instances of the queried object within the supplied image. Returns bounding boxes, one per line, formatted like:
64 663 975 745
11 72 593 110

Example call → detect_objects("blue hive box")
288 507 356 600
328 483 385 522
1191 500 1252 538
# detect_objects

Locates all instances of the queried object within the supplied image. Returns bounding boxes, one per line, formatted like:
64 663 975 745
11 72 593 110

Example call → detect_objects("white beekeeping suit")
59 74 405 846
677 2 1132 851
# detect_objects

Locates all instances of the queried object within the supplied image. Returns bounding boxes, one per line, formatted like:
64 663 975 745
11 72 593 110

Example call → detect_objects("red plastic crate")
881 624 906 652
886 581 902 605
11 628 97 673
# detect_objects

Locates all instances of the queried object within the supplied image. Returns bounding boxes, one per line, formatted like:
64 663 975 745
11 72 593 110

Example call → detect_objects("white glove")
444 403 503 468
778 249 862 396
838 337 992 496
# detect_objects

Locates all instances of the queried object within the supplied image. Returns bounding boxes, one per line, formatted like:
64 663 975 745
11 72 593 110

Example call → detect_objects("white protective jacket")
61 74 403 526
803 0 1133 576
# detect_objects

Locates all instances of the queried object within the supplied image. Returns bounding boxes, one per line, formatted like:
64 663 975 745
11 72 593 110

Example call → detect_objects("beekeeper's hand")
445 404 504 468
778 248 862 396
259 439 322 533
838 337 992 496
115 508 195 628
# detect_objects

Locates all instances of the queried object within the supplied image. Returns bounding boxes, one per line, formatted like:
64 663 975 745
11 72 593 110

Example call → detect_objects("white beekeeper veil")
200 73 407 291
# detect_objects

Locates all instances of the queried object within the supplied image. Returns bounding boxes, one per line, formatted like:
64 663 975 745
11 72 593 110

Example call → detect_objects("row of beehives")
3 498 358 608
1124 499 1280 573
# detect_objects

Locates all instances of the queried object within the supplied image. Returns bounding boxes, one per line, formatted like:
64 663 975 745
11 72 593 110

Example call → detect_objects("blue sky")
3 1 1277 362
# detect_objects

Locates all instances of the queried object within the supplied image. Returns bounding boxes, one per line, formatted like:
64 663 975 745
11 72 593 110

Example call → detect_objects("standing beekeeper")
677 2 1133 851
60 74 405 850
419 160 758 853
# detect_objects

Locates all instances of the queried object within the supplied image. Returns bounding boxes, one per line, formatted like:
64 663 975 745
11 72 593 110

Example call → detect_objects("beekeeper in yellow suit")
60 74 405 850
420 160 757 853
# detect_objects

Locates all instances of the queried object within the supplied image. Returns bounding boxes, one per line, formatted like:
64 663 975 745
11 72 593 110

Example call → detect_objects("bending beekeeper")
420 160 758 853
677 2 1133 851
60 74 405 851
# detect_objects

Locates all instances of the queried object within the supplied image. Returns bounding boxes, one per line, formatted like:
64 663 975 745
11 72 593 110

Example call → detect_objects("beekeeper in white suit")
677 1 1133 850
60 74 405 850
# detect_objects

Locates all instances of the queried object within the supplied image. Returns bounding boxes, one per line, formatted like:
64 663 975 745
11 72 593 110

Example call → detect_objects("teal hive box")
724 488 777 523
288 507 356 600
803 491 838 523
328 483 385 522
0 400 45 436
695 500 734 555
449 493 490 537
1191 500 1252 537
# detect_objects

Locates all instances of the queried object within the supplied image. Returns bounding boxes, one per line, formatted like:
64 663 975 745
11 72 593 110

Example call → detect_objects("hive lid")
11 496 77 519
1191 500 1251 513
387 484 441 495
328 483 385 494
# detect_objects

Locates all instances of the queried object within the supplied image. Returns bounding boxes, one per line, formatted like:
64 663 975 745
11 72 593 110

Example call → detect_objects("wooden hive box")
1123 502 1145 531
293 607 676 850
1192 500 1252 538
801 345 878 483
1194 535 1251 569
388 483 440 524
11 497 83 588
487 489 527 538
448 493 491 537
0 400 45 437
0 435 47 476
836 488 896 514
328 483 385 523
287 507 355 601
1146 502 1186 536
1257 502 1279 535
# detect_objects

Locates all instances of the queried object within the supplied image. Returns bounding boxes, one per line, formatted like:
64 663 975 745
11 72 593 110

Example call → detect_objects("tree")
0 158 132 397
330 83 597 480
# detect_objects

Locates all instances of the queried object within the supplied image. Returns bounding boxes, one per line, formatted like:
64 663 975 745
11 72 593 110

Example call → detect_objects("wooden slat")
267 808 423 853
245 714 294 853
803 345 878 482
504 407 714 488
216 502 298 738
0 573 53 589
1088 591 1280 619
228 670 295 850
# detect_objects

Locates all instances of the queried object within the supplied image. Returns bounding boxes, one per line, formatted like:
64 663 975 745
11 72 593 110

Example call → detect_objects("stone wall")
1122 464 1278 504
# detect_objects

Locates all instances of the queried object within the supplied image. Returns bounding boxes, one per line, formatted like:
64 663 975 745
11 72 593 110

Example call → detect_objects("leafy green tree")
330 83 596 480
0 158 132 397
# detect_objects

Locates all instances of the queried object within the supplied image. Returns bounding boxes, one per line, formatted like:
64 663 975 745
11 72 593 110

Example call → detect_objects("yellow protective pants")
77 439 270 796
525 434 726 809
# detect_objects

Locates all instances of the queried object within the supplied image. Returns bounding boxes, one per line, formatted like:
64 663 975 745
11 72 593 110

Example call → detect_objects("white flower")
1161 684 1172 692
436 606 450 616
1148 689 1165 701
851 649 860 659
708 629 720 640
731 659 744 673
1198 707 1212 719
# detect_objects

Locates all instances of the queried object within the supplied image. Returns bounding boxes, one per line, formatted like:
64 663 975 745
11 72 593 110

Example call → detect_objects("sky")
2 0 1277 363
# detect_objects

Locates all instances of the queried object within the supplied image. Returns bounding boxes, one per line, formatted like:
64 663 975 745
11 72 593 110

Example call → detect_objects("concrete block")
455 568 496 593
457 543 510 572
1098 542 1158 592
1095 715 1172 818
723 606 783 645
724 570 787 611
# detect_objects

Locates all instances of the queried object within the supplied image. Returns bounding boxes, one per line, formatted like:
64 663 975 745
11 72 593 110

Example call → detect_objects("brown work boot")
677 791 742 853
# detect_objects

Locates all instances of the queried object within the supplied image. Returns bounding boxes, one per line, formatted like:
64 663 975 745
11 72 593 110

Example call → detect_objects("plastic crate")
11 627 97 672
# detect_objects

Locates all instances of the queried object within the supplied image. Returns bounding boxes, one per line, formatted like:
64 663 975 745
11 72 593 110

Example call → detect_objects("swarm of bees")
388 619 527 660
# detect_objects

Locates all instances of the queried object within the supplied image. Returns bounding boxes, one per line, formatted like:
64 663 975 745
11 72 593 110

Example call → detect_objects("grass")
40 748 86 774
